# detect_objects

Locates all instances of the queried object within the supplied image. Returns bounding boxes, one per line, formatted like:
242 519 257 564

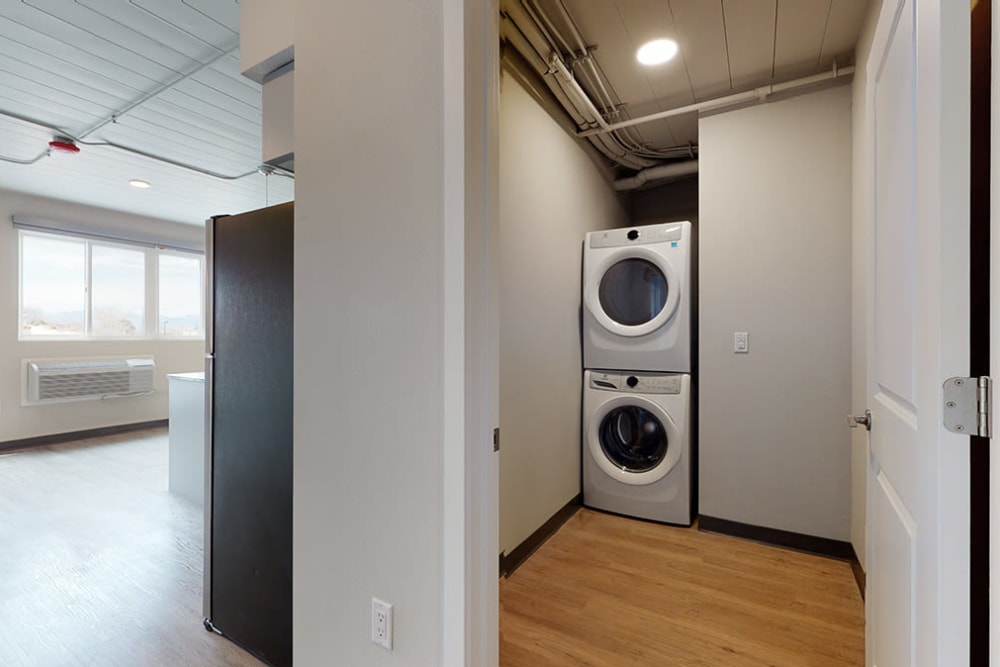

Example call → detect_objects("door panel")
873 0 917 412
872 471 916 667
865 0 970 664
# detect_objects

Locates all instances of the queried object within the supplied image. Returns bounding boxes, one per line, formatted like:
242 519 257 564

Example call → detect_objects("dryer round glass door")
584 245 681 338
598 404 668 472
598 258 668 327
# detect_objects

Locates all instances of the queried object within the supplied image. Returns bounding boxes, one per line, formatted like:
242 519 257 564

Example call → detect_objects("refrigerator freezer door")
208 202 293 667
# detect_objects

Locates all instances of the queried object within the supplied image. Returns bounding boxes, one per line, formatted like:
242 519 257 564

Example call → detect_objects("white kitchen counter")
167 372 205 506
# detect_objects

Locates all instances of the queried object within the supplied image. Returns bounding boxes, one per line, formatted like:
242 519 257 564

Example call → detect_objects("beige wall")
698 84 853 541
0 189 204 443
498 72 627 554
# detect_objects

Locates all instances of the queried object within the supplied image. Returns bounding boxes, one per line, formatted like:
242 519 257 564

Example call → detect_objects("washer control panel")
588 222 686 249
590 371 683 394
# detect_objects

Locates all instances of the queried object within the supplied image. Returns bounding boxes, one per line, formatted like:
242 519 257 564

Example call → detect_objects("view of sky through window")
20 231 203 339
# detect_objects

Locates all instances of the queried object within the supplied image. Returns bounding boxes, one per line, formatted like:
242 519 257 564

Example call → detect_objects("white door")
991 0 1000 661
865 0 970 665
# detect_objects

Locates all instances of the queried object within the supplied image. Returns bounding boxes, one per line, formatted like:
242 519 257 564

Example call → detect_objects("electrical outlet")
371 598 393 651
734 331 749 353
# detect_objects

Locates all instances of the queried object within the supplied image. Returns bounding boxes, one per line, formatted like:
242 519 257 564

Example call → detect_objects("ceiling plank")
723 0 777 90
561 0 655 108
668 0 732 100
820 0 870 65
611 0 694 111
773 0 832 80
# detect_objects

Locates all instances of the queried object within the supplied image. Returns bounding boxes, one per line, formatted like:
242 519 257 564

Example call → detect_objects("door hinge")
943 376 991 438
493 427 500 452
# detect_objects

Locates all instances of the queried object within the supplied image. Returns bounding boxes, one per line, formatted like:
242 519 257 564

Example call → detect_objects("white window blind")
12 214 205 254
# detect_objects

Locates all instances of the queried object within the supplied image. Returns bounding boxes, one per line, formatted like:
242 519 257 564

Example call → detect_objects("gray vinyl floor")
0 428 264 667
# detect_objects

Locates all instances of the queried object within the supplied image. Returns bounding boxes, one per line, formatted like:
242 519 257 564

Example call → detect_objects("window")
19 230 204 340
158 253 203 337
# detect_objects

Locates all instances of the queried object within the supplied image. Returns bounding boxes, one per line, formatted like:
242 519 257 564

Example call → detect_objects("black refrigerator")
203 202 293 667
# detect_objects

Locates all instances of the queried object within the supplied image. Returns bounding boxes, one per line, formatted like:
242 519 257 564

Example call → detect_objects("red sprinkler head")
48 138 80 154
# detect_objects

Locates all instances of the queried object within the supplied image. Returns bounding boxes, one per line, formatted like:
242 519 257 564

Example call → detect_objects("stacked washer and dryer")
582 221 693 525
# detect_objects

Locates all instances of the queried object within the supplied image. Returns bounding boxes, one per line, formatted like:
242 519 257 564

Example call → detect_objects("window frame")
18 229 205 341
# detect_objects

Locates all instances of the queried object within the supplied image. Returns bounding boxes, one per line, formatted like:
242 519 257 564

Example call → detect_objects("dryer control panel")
589 371 683 394
588 221 685 249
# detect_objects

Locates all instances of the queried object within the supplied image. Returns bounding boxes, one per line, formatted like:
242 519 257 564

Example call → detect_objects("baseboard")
0 420 168 454
500 494 581 578
698 515 855 561
850 545 865 601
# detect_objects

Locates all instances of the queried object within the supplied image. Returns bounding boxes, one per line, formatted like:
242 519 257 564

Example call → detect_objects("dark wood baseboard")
849 545 865 601
698 515 855 561
500 494 581 578
0 420 169 454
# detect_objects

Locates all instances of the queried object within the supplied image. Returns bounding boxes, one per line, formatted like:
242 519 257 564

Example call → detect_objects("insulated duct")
613 160 699 191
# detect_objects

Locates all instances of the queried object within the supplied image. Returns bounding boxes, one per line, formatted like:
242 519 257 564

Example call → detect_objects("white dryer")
583 221 691 372
583 370 691 525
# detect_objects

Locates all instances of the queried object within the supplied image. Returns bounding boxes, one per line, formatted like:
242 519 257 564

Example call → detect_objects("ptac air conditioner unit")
25 358 155 404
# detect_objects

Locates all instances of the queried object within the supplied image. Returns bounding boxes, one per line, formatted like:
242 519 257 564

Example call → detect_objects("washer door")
585 246 680 337
588 395 681 486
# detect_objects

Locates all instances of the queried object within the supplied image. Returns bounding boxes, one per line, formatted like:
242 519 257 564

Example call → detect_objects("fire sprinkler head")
48 137 80 154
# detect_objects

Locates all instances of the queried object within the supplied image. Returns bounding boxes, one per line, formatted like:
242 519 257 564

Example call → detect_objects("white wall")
849 0 882 570
239 0 294 80
292 1 474 664
0 189 204 443
698 85 853 541
498 72 627 555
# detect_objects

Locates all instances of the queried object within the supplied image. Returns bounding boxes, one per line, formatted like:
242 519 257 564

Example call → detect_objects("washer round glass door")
588 395 681 486
585 246 680 337
599 404 667 472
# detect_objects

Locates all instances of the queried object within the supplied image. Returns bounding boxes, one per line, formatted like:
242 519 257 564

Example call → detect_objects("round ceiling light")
636 39 678 66
128 179 151 189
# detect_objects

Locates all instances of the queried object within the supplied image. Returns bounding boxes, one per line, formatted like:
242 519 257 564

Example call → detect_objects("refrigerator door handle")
203 353 214 621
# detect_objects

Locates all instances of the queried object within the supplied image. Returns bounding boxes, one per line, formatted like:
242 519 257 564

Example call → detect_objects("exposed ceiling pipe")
580 65 856 138
548 55 610 132
504 2 696 171
0 108 293 182
613 159 698 191
500 11 655 170
77 42 240 140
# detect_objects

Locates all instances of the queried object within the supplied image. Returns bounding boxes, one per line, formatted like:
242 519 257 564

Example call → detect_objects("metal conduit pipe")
613 159 699 191
549 55 610 131
501 12 654 170
500 16 592 128
581 66 856 138
0 108 293 181
0 148 51 165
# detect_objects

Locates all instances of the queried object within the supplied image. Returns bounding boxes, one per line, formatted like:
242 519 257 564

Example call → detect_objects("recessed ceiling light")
637 39 678 66
128 179 151 189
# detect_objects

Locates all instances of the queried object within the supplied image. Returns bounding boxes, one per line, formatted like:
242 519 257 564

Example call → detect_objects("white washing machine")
583 370 692 525
583 221 691 373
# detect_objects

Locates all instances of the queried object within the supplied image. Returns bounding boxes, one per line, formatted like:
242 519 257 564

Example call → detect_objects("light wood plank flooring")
500 508 865 667
0 429 264 667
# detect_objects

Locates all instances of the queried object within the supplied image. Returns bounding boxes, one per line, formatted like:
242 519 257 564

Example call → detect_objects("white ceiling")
505 0 870 160
0 0 292 227
0 1 870 219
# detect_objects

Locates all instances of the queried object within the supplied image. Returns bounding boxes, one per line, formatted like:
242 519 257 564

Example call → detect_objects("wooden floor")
1 430 864 666
500 508 865 667
0 429 264 667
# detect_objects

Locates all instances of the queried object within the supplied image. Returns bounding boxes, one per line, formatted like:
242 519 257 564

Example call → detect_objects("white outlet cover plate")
734 331 749 353
371 598 393 651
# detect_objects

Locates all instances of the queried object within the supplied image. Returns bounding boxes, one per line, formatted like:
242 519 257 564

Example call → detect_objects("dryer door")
588 394 681 486
585 246 680 337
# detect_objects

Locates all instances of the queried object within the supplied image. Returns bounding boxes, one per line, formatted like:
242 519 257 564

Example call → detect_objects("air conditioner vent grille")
24 357 155 404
